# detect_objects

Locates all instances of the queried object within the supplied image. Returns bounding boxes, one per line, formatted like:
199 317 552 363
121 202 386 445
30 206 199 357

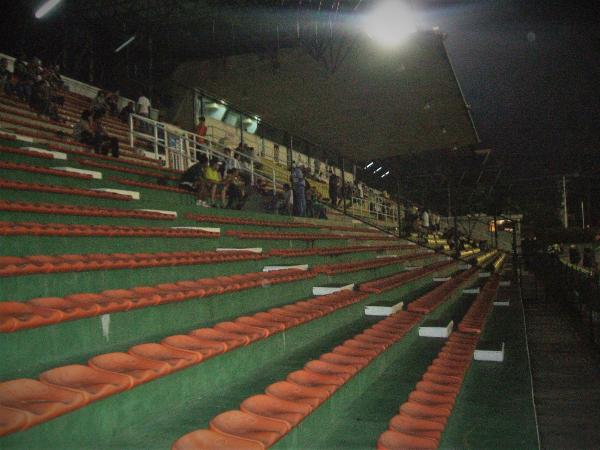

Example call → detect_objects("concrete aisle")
522 271 600 449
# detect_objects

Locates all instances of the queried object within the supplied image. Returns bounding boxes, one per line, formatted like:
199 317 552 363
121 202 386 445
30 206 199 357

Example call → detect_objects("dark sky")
417 0 600 176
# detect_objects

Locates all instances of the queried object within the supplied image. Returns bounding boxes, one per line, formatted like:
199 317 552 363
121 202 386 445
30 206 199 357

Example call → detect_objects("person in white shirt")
136 94 151 117
422 209 430 231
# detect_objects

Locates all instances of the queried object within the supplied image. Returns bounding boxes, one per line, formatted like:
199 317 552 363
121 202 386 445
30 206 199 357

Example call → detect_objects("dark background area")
1 0 599 226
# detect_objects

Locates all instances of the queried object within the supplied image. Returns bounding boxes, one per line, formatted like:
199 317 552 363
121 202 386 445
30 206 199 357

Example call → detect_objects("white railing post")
128 113 134 149
153 121 159 162
272 167 276 195
250 160 255 185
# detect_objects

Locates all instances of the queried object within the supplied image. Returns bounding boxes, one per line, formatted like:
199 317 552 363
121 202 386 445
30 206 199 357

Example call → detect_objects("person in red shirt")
196 116 207 145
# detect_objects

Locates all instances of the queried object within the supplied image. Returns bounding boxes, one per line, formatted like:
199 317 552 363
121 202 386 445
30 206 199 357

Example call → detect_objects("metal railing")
347 196 398 226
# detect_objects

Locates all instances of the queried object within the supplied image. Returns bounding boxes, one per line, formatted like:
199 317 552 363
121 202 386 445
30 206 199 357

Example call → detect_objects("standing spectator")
119 101 135 123
329 171 339 207
292 164 306 216
305 178 314 218
136 92 151 117
278 183 293 215
196 116 207 145
204 158 223 207
422 209 430 232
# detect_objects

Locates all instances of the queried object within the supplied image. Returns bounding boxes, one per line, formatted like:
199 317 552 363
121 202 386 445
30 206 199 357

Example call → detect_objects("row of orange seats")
0 290 368 437
0 160 93 180
0 145 55 161
172 310 423 450
313 253 430 275
376 332 480 450
0 220 220 238
458 275 500 334
111 176 191 194
267 244 414 257
0 268 315 333
77 158 180 180
0 179 132 201
407 267 480 314
359 260 456 294
0 249 266 277
0 199 178 221
187 213 319 229
226 230 395 241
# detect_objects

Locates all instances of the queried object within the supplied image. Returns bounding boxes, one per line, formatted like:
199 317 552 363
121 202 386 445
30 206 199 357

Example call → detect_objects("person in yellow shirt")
204 158 223 206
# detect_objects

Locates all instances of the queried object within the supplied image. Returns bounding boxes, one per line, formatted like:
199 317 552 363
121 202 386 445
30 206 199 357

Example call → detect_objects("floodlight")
35 0 62 18
115 35 136 53
363 1 416 47
365 161 374 169
381 170 390 178
374 166 383 174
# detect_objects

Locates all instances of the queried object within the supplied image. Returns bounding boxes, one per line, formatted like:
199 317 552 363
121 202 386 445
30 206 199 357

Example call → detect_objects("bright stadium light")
365 161 374 169
381 170 390 178
35 0 62 19
363 1 417 47
115 35 136 53
374 166 383 174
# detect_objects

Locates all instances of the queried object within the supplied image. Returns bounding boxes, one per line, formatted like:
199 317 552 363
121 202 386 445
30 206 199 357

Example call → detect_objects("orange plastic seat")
305 359 357 378
408 390 455 408
240 394 311 427
39 365 132 402
0 301 64 332
89 352 171 385
415 380 460 397
0 405 29 436
209 410 288 448
28 296 99 321
265 381 329 408
422 372 463 386
162 335 225 359
343 338 384 352
257 311 300 327
214 321 269 341
377 429 439 450
172 429 263 450
188 328 248 349
354 333 392 348
399 402 451 424
0 379 86 430
319 352 369 368
128 343 199 370
388 414 445 440
236 315 286 334
428 364 466 378
332 344 378 359
286 370 344 393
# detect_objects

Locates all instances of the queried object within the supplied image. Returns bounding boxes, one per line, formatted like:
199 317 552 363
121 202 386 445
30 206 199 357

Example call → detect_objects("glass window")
242 115 258 134
204 98 227 121
223 109 241 128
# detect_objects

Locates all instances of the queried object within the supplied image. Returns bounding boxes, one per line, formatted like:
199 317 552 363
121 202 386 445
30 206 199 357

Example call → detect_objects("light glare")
364 1 416 47
35 0 62 18
115 35 136 53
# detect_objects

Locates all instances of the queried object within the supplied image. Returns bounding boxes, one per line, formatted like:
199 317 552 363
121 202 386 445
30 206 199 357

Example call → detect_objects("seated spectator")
91 90 108 115
119 101 135 123
204 158 224 206
222 168 246 209
13 53 33 102
0 58 11 94
46 64 65 90
30 77 62 122
179 155 210 206
73 110 95 145
91 111 119 158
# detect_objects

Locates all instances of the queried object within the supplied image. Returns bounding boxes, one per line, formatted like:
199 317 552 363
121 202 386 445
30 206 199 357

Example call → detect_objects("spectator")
30 76 61 122
118 101 135 123
105 91 119 116
329 171 339 207
278 183 293 215
568 245 581 265
196 116 207 145
136 92 151 117
13 53 33 102
582 248 597 271
421 209 430 232
179 155 209 206
0 58 11 94
204 158 223 206
222 168 246 209
91 111 119 158
47 64 64 90
273 143 280 163
292 164 306 216
72 110 95 145
305 178 314 218
91 91 108 115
